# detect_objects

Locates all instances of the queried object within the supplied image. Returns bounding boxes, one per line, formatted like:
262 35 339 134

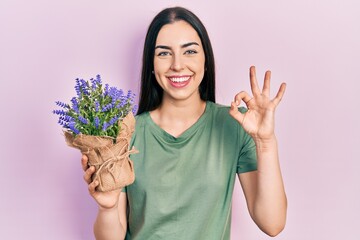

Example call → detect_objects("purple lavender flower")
102 122 110 131
96 74 102 85
90 78 97 90
95 101 100 112
108 115 119 126
58 119 66 126
104 84 109 96
126 90 133 99
71 97 79 114
55 101 70 109
75 78 81 97
102 115 120 131
79 79 90 95
94 116 100 129
109 87 123 105
132 105 138 115
125 90 135 106
90 75 102 90
53 110 67 116
116 101 125 109
68 121 80 134
59 115 73 123
54 74 136 137
78 115 88 125
102 103 112 112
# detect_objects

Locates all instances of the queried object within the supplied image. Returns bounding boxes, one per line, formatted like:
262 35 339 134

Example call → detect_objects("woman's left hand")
229 66 286 140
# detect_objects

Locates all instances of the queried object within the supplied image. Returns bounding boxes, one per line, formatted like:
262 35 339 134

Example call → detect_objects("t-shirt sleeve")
236 107 257 173
237 132 257 173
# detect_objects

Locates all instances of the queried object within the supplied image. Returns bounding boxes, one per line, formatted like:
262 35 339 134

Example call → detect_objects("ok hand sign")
229 66 286 140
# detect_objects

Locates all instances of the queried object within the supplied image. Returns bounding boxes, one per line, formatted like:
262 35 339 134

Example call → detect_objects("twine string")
95 140 138 189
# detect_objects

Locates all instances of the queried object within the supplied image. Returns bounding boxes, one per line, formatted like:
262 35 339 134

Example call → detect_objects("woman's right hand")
82 155 122 210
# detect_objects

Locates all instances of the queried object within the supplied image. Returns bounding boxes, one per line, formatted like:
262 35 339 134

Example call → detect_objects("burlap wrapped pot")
64 112 138 192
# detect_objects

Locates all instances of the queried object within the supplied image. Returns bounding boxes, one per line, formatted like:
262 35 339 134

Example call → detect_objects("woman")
82 6 287 240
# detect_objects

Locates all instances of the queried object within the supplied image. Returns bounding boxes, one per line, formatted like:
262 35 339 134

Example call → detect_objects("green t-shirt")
124 101 257 240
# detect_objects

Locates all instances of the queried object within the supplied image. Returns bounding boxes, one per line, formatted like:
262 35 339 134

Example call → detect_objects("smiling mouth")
167 75 192 88
168 76 192 83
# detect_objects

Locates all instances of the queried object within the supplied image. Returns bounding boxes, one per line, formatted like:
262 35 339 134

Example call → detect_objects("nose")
170 54 184 72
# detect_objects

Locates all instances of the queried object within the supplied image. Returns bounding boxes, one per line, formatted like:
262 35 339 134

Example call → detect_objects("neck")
150 95 207 137
157 95 206 121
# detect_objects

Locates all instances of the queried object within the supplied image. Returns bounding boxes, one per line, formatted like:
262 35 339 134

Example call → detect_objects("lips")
167 75 192 88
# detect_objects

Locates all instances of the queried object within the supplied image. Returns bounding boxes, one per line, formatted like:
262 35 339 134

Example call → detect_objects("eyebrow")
155 42 199 50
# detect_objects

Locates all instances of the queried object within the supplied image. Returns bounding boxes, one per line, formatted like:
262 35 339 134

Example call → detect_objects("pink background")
1 0 359 239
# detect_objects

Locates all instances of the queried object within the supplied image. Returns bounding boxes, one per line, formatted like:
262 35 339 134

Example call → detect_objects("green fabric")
124 101 257 240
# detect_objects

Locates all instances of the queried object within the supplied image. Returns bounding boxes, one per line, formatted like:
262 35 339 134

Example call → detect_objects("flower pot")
64 112 138 192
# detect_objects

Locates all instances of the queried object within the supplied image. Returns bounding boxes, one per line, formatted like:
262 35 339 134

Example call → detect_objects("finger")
262 70 271 97
81 155 88 171
234 91 253 106
83 165 95 184
229 101 245 124
272 82 287 106
250 66 261 96
88 180 99 195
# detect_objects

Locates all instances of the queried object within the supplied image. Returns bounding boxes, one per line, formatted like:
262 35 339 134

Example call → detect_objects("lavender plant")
53 75 136 139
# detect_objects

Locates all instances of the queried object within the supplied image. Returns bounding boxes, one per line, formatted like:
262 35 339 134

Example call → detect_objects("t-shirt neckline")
144 101 213 142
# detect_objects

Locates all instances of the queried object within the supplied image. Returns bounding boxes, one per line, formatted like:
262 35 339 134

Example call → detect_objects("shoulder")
134 112 148 126
130 112 149 145
130 112 149 137
207 101 247 121
207 102 250 137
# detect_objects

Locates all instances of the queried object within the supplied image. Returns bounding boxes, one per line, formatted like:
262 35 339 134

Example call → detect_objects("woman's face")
153 20 206 104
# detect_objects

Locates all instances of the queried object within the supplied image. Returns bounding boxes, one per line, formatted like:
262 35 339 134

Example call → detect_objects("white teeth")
169 76 190 82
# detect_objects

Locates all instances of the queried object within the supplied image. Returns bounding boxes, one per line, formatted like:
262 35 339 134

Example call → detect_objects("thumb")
229 101 245 125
